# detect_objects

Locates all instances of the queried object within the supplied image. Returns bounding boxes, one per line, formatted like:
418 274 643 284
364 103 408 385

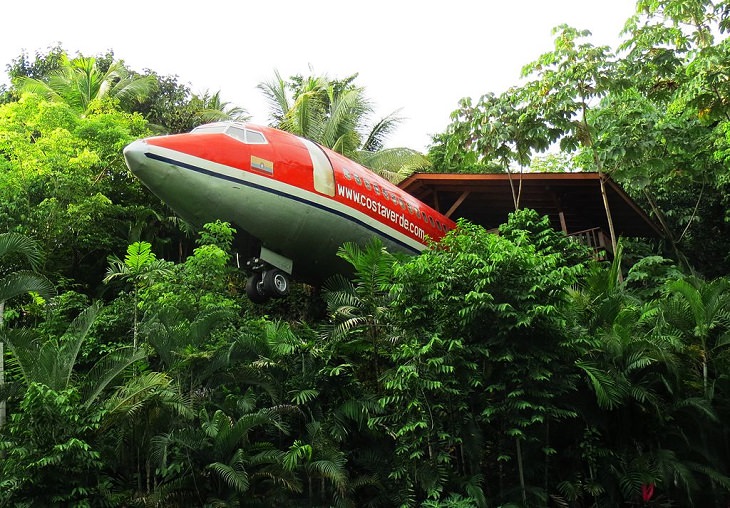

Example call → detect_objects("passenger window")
354 174 362 185
373 183 380 195
364 179 372 191
343 167 353 180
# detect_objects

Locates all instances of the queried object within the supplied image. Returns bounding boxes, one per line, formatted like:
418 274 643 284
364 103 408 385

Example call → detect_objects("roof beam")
444 191 471 218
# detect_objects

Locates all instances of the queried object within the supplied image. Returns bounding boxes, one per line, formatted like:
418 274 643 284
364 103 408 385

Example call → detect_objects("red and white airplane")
123 122 455 302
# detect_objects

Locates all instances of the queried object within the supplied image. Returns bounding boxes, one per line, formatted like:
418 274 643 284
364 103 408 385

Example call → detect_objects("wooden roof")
398 172 662 238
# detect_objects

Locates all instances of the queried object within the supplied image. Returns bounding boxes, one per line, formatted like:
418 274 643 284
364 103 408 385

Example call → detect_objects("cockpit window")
224 126 247 142
192 123 268 144
245 130 266 144
192 123 228 134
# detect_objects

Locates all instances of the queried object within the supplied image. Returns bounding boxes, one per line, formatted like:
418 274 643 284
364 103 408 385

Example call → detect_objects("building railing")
569 227 612 259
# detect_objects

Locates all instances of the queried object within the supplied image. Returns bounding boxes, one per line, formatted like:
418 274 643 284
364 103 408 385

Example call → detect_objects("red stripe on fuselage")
145 124 455 246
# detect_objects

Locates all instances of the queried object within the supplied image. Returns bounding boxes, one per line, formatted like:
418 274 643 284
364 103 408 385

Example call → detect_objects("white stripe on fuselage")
141 144 428 253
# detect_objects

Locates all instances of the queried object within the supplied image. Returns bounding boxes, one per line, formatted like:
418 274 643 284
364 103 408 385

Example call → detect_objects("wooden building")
398 172 662 255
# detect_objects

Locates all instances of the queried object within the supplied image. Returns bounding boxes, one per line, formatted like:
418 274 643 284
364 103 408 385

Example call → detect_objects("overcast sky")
1 0 638 151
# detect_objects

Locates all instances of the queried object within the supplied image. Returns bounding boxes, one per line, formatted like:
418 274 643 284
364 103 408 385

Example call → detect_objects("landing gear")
262 269 290 298
245 268 290 303
245 273 269 304
243 249 293 303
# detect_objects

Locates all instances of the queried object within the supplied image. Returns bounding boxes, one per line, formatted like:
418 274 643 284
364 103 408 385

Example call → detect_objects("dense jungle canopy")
2 1 730 506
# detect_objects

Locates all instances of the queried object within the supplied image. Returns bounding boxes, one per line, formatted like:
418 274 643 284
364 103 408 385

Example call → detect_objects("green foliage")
0 91 155 286
136 224 242 319
4 11 730 506
1 301 145 406
0 231 55 324
14 53 156 114
132 70 249 134
376 212 587 505
197 219 236 252
0 383 110 506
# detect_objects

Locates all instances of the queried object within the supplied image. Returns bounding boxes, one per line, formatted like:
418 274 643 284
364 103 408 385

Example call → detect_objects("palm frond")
357 147 431 184
102 371 176 421
0 271 55 304
306 456 348 494
362 110 403 152
82 346 146 407
0 232 45 269
576 360 626 409
323 87 368 153
57 301 102 383
0 327 40 387
257 69 292 127
209 456 250 494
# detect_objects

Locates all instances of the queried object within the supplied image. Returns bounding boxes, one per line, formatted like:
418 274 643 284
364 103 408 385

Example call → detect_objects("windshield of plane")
192 123 267 144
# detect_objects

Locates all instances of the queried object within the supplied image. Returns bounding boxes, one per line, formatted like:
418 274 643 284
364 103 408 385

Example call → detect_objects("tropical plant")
0 232 54 324
150 404 298 505
661 275 730 399
0 382 111 506
104 241 173 347
1 302 144 406
14 54 156 113
378 212 587 506
0 232 54 427
322 239 399 383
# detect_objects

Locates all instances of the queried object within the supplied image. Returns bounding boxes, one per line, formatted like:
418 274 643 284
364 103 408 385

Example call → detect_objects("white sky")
1 0 638 152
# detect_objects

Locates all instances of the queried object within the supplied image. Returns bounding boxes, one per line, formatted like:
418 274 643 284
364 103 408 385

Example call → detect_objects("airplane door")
300 138 335 196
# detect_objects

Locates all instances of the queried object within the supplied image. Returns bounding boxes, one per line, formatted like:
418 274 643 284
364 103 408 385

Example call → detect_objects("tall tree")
379 211 588 506
104 241 173 348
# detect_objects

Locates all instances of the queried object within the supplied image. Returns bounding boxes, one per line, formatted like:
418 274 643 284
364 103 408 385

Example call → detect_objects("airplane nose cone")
123 139 148 177
123 139 172 193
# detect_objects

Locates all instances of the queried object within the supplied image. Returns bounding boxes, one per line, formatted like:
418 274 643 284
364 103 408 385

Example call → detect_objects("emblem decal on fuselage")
251 156 273 174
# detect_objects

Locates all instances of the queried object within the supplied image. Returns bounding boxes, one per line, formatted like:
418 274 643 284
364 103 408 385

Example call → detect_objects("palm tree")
661 275 730 399
194 89 249 123
150 405 299 505
321 239 400 386
15 54 156 113
258 70 429 182
0 232 54 426
142 306 234 398
1 302 144 405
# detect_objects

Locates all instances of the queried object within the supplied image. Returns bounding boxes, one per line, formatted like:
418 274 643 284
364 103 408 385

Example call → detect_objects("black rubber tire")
245 273 269 303
262 269 289 298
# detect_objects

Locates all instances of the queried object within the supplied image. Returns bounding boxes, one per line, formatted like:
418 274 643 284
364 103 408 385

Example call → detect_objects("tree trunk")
516 437 527 506
598 175 618 255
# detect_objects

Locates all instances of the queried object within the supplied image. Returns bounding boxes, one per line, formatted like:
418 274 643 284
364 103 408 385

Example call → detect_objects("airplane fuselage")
123 122 455 291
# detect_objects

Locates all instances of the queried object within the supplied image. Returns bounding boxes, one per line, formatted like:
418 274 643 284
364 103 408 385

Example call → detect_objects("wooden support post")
558 211 568 234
